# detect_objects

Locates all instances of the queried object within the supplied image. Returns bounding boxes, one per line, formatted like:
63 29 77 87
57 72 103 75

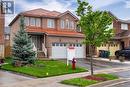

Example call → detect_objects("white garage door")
51 43 85 59
75 44 84 58
52 43 67 59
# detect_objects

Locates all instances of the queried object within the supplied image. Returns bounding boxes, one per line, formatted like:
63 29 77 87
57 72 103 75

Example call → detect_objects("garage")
51 43 85 59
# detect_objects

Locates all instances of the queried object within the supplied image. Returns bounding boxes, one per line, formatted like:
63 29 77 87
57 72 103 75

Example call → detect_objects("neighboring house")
0 5 5 58
4 27 11 57
97 13 130 57
9 8 86 59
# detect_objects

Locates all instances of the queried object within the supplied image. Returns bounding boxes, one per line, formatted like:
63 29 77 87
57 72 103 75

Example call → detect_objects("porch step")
38 58 51 60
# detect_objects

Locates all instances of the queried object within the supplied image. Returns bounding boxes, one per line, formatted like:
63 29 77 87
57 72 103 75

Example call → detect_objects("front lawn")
61 78 98 87
61 74 119 87
1 58 86 78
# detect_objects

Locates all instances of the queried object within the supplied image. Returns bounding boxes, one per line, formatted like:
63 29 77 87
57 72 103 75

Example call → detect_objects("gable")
58 11 78 21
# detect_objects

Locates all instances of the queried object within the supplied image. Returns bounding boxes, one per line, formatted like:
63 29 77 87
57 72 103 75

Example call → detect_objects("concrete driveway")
0 70 33 86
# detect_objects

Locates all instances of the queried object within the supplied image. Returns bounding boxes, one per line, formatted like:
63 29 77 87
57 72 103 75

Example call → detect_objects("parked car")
115 47 130 59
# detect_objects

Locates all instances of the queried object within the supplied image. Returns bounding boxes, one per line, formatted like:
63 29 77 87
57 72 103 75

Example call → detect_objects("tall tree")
76 0 113 75
12 16 36 66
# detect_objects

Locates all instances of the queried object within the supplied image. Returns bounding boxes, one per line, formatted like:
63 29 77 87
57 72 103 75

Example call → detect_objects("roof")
114 30 130 39
9 8 79 26
21 8 61 18
118 19 130 23
109 12 130 23
26 27 84 38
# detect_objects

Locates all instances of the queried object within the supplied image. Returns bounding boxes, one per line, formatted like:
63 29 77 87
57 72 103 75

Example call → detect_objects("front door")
121 41 125 50
31 35 43 51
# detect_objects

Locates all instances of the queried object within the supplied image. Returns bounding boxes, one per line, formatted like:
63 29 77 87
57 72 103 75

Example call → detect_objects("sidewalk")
1 66 130 87
93 58 130 64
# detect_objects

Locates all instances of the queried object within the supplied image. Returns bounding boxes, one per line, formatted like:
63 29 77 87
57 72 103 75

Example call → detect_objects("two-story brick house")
97 13 130 57
9 8 86 59
0 5 5 58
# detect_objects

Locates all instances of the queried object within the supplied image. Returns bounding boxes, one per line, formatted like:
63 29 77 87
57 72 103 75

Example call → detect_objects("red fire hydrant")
72 58 76 70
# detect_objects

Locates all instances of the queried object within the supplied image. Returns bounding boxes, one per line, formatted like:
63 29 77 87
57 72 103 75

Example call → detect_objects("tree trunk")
89 45 94 75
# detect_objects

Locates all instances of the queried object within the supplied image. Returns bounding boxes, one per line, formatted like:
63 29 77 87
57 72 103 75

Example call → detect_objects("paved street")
0 70 33 85
76 58 130 70
109 81 130 87
111 70 130 78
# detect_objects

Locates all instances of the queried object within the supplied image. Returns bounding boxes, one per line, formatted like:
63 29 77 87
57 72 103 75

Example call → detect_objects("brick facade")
0 6 5 58
9 9 85 58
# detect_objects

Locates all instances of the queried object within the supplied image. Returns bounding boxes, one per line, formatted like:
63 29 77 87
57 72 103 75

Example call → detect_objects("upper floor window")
61 20 65 29
66 19 69 29
121 23 128 30
108 22 113 29
30 18 35 26
25 17 29 26
65 19 75 29
47 19 55 28
70 21 74 29
36 18 41 27
5 35 10 40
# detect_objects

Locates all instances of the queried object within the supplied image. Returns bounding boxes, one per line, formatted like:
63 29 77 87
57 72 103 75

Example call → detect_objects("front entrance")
30 35 47 58
31 35 43 51
121 41 125 50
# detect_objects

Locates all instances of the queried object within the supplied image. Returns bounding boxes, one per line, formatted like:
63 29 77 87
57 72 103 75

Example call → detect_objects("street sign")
67 46 75 66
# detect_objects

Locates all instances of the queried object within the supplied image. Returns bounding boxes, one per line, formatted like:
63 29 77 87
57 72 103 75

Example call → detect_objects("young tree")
12 16 36 66
76 0 113 75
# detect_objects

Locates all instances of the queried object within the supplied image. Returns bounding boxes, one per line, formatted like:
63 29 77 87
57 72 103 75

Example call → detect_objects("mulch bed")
83 75 107 81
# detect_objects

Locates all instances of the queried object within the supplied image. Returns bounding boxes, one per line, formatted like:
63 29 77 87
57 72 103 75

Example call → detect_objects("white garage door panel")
51 43 85 59
75 47 84 58
52 47 67 59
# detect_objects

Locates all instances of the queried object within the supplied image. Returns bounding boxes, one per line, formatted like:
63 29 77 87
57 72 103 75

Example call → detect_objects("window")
47 19 55 28
61 20 65 29
108 22 113 29
25 17 29 26
5 35 10 40
121 23 128 30
70 21 74 29
52 43 55 46
36 18 41 27
30 18 35 26
66 19 69 29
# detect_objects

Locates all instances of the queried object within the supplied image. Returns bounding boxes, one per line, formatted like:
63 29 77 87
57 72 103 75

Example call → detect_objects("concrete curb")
88 78 129 87
93 58 130 64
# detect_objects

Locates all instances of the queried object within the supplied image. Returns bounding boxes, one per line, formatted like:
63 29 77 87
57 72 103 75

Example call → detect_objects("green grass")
1 58 86 78
61 74 119 87
61 78 98 87
95 73 119 80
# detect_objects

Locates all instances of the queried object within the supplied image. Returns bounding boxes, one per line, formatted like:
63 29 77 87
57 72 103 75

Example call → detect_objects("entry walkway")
1 67 130 87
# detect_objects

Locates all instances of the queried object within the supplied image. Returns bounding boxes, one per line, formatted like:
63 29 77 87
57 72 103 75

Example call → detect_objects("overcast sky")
5 0 130 26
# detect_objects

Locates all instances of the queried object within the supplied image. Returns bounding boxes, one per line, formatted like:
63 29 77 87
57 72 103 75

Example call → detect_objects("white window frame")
70 21 74 29
25 17 29 26
61 20 65 29
47 19 55 28
121 23 128 30
5 35 10 40
66 19 69 29
108 22 113 29
36 18 41 27
30 18 35 26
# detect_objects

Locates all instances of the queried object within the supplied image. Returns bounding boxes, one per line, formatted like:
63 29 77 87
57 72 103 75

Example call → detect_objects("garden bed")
61 74 119 87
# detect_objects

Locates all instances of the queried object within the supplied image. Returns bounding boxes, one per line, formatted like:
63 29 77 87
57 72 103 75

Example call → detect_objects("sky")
5 0 130 26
